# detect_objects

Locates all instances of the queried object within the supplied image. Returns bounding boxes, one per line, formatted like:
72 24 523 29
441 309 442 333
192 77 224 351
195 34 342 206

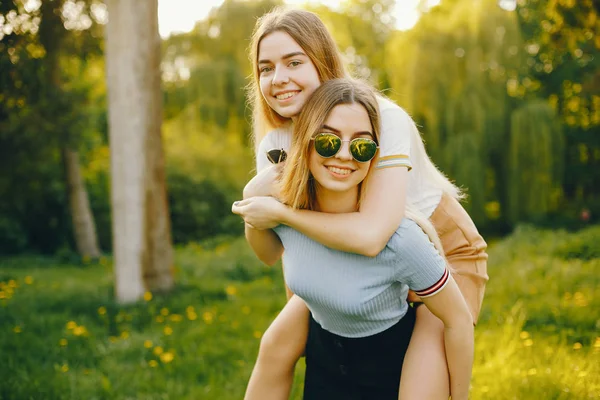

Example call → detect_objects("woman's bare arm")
243 222 284 266
420 276 474 400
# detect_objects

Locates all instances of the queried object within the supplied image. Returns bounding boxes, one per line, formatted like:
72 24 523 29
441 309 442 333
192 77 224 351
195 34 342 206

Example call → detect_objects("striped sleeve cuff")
376 155 412 171
414 268 450 298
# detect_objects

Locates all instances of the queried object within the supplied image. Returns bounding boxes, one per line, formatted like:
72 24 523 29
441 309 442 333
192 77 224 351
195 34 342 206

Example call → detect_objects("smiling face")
258 31 322 120
309 103 374 198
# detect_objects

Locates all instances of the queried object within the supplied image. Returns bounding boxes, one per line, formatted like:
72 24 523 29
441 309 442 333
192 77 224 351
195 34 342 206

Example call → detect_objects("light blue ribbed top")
274 218 447 338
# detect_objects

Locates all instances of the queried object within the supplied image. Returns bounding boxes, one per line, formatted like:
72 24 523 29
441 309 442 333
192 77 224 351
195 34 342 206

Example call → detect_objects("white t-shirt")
256 96 442 216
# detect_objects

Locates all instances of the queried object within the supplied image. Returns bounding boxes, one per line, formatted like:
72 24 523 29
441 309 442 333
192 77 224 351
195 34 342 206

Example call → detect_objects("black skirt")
303 306 416 400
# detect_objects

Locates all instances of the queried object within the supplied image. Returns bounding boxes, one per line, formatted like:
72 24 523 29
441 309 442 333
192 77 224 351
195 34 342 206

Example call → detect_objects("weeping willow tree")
508 100 564 223
384 0 523 226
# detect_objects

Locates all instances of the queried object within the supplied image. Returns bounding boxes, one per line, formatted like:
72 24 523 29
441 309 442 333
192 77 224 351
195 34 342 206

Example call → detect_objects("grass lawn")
1 225 599 399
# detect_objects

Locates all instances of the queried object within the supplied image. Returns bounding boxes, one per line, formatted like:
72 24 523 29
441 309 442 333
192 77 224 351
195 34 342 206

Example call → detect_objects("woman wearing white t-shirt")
232 8 488 400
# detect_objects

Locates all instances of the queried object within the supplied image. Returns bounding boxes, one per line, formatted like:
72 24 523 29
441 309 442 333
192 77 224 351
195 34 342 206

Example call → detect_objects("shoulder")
376 95 411 120
262 125 293 145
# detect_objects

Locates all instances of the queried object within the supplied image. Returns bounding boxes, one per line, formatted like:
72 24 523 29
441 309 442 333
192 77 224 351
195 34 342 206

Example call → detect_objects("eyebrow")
258 51 307 64
321 124 374 138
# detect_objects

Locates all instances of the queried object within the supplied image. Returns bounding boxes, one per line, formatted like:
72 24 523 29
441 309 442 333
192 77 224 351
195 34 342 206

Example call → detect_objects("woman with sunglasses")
232 7 488 400
244 77 473 400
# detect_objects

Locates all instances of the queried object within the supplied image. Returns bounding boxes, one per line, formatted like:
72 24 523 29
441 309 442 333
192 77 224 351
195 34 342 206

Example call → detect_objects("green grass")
1 225 599 399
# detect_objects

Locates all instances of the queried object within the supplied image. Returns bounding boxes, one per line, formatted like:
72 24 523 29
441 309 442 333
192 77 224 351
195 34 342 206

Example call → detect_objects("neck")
314 185 359 214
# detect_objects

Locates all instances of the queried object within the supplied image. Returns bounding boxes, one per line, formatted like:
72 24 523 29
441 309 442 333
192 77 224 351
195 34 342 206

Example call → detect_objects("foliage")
1 226 599 398
508 100 564 222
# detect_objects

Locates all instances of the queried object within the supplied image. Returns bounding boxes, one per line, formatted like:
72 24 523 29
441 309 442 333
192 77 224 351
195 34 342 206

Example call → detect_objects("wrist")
275 202 292 226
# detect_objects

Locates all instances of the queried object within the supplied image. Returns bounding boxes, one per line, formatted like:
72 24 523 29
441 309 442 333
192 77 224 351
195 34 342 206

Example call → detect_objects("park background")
0 0 598 398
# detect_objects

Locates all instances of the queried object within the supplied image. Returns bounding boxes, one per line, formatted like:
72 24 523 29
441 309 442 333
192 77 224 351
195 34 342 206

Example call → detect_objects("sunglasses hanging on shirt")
266 148 288 164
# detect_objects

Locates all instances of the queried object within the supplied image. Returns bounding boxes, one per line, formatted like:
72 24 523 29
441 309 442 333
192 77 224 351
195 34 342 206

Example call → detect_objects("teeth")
327 166 352 175
276 92 297 100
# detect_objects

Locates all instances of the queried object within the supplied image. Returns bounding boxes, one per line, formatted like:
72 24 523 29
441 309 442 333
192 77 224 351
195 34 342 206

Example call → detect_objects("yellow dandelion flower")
120 331 129 339
59 338 68 346
242 306 251 315
594 337 600 348
61 364 69 373
153 346 164 355
98 306 107 315
519 331 530 340
159 352 174 363
148 360 158 368
186 306 195 313
573 342 582 350
73 326 88 336
527 368 537 376
82 255 91 264
109 336 118 343
144 340 153 349
524 339 533 347
225 285 237 296
13 326 22 333
253 331 262 339
187 312 198 321
143 291 152 302
66 321 77 330
0 291 5 299
163 326 173 336
160 307 169 316
578 371 588 378
169 314 183 322
24 276 33 285
8 280 17 288
203 312 213 324
99 256 108 266
155 316 164 323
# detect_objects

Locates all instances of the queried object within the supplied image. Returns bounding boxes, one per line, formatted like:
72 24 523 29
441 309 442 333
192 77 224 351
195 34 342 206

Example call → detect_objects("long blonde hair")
279 78 380 211
248 7 348 149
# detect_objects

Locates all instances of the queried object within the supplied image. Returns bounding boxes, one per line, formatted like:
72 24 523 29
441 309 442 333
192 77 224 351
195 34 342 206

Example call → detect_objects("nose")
335 141 353 161
272 66 290 86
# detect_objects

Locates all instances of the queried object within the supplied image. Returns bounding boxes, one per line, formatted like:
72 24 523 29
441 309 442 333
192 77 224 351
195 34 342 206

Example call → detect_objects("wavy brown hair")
248 7 348 150
279 78 380 211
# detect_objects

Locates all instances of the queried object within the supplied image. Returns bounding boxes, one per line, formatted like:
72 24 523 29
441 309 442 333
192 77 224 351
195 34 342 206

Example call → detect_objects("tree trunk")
105 0 174 303
62 147 101 258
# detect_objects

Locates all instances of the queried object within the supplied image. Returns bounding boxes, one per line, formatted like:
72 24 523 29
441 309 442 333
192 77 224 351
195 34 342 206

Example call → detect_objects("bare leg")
245 295 310 400
399 305 450 400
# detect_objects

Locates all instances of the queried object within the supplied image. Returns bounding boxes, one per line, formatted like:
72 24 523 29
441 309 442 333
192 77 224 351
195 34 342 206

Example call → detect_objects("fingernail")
233 201 239 206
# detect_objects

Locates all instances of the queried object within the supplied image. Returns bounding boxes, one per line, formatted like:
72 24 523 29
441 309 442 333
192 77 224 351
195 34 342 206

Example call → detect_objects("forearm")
282 208 400 257
444 322 474 400
245 224 283 266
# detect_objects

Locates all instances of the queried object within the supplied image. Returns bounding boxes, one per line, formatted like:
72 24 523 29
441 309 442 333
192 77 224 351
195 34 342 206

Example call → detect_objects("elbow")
258 254 279 267
357 234 389 258
446 308 474 331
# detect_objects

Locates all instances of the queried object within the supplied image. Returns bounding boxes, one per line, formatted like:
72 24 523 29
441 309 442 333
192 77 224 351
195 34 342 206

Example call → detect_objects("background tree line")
0 0 598 258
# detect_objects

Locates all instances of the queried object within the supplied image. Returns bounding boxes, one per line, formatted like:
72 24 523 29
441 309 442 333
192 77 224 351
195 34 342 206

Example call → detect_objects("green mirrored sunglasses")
312 132 378 163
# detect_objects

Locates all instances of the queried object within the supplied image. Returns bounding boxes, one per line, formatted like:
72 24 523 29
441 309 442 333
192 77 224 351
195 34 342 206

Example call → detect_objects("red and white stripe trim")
415 269 450 298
